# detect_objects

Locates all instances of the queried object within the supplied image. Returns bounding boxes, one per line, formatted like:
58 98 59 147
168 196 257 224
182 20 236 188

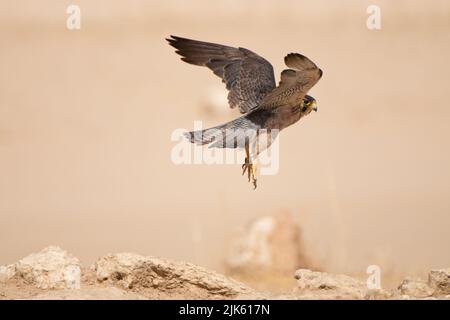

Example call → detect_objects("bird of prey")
167 35 322 189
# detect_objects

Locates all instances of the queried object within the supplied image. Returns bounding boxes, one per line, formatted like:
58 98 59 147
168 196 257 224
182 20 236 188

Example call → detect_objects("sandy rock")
94 253 258 299
428 268 450 295
294 269 390 299
294 269 365 299
398 278 434 298
225 212 310 276
0 265 16 282
15 246 81 289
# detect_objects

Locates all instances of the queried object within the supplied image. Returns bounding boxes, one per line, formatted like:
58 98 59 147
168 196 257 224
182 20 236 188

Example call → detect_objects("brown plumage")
167 35 323 188
167 35 276 113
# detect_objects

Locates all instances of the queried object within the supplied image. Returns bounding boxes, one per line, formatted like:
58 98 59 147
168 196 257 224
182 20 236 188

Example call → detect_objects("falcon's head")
301 95 318 115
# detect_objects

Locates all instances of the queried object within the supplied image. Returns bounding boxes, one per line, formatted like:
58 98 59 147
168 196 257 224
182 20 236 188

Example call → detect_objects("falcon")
167 35 322 189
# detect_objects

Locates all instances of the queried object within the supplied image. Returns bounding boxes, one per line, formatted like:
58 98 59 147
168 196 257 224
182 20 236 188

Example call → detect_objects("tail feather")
183 125 223 146
184 117 257 149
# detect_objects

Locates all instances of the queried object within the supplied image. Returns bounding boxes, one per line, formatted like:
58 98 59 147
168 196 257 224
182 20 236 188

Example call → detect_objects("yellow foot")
252 161 257 189
242 158 257 189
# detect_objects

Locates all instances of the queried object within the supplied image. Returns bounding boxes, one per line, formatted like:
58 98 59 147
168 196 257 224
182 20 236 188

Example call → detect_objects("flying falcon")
167 35 322 189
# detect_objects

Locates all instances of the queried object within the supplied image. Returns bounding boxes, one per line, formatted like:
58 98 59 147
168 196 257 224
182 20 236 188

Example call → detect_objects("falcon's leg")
241 155 251 181
241 143 257 189
241 143 251 181
251 158 257 189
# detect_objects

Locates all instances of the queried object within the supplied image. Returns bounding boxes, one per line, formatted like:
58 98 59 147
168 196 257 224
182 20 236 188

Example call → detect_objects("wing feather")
261 53 322 109
167 35 276 113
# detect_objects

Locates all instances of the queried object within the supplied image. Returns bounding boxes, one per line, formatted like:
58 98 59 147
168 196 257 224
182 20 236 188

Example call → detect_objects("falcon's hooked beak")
303 95 317 113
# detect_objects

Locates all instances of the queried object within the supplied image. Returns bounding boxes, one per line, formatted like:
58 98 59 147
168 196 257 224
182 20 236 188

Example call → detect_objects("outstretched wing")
167 35 276 114
261 53 322 109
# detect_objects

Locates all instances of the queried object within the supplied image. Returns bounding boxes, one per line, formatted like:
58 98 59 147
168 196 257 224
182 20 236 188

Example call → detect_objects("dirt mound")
0 246 261 300
1 246 449 300
13 246 81 289
293 269 391 299
398 268 450 299
94 253 261 299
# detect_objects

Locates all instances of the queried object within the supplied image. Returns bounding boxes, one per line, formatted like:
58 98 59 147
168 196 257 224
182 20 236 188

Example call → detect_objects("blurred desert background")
1 0 450 292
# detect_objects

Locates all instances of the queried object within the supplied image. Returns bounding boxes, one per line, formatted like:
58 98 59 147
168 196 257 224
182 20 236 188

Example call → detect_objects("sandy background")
1 0 450 285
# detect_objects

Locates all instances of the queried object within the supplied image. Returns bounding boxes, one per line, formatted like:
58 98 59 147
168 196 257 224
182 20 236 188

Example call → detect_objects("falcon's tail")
184 124 224 146
183 117 257 149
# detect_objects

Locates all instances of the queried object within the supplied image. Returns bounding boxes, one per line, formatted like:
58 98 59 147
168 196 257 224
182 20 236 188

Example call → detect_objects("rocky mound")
1 246 449 300
94 253 260 299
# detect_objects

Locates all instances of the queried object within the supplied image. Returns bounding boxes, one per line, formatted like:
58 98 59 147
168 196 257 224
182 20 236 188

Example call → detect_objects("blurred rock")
398 278 434 298
428 268 450 295
294 269 391 299
198 85 229 117
225 212 310 276
396 268 450 298
94 253 259 299
15 246 81 289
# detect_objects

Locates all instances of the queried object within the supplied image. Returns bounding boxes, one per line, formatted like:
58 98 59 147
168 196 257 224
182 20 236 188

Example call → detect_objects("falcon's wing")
261 53 322 109
167 35 276 114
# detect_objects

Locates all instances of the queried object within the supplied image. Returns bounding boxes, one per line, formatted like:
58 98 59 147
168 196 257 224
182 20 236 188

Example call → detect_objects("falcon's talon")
242 162 252 182
251 161 257 188
242 157 250 176
242 157 257 189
